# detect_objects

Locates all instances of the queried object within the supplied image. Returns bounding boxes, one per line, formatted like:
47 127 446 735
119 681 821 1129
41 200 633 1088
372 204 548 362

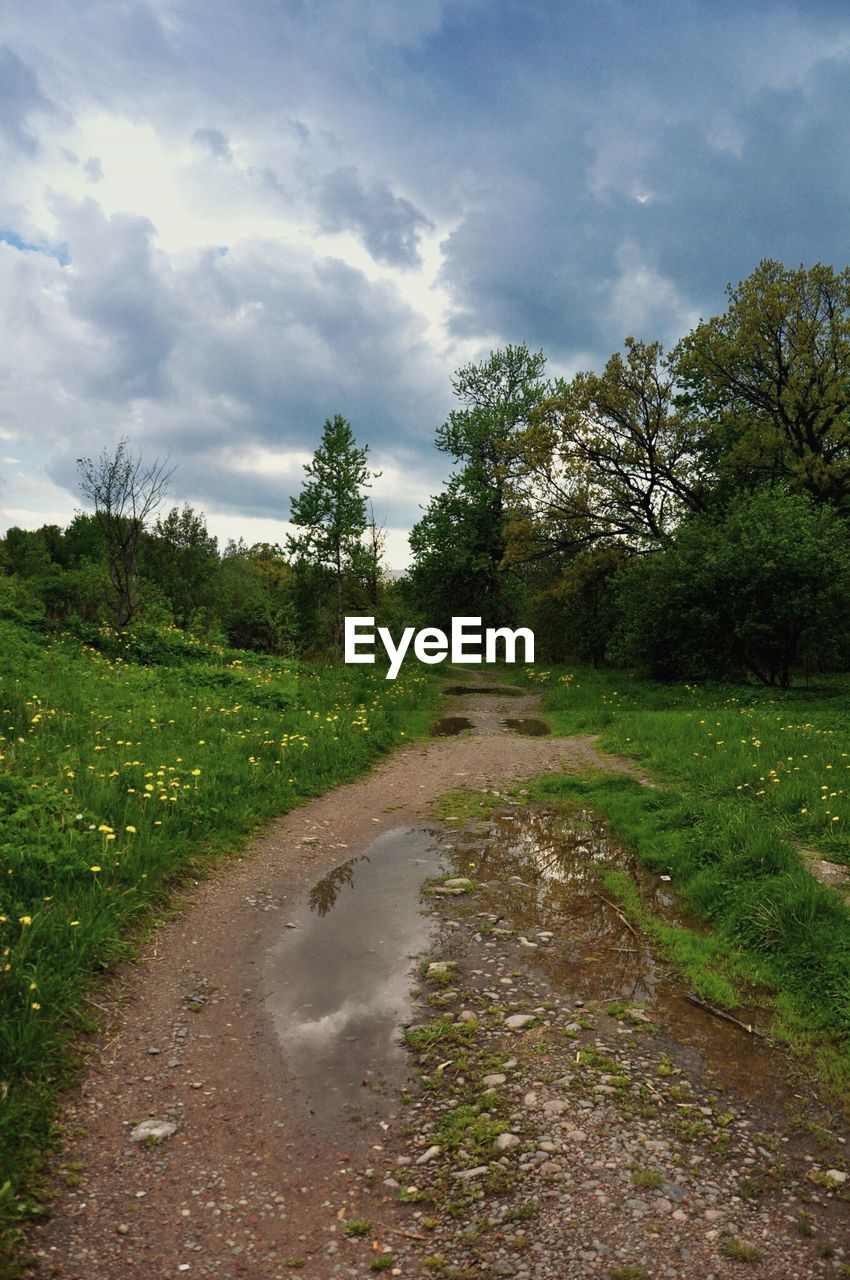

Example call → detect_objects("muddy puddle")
444 684 523 696
265 829 444 1127
445 806 784 1106
504 716 550 736
268 805 788 1138
432 715 474 736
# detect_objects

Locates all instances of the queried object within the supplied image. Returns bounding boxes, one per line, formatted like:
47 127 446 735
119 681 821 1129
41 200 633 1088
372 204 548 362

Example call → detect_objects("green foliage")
144 505 219 626
614 488 850 684
407 345 547 628
678 259 850 509
509 336 701 561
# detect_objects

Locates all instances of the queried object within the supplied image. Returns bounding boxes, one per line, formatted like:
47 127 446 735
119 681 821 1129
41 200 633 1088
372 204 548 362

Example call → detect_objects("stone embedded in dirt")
442 877 474 890
823 1169 848 1186
505 1013 536 1030
416 1145 442 1164
494 1133 520 1152
452 1166 489 1181
129 1119 177 1143
543 1100 568 1116
457 1010 477 1023
427 961 453 975
482 1073 507 1087
430 886 466 896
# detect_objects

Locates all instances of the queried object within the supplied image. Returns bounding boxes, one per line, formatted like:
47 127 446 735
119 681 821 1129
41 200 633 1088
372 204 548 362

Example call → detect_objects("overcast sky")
2 1 850 565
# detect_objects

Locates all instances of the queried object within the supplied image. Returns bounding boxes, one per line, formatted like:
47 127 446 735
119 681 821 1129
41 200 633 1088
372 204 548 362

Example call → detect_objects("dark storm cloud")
0 47 52 154
7 0 850 542
316 167 433 267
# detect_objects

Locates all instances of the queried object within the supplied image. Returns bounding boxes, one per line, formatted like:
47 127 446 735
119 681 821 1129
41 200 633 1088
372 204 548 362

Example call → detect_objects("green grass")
525 664 850 862
517 663 850 1091
0 618 439 1272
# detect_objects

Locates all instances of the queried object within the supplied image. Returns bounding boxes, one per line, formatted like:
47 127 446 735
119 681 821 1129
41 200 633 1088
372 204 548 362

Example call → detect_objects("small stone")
457 1010 477 1023
494 1133 520 1152
452 1166 489 1181
543 1100 567 1116
117 1224 129 1235
427 962 452 976
505 1013 535 1030
129 1119 177 1143
824 1169 848 1186
416 1145 441 1165
442 878 474 890
482 1074 507 1087
523 1091 538 1107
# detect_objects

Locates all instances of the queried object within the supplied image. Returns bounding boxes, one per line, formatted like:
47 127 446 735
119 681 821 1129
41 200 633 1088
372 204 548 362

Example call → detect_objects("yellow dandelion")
89 865 101 873
18 916 32 925
125 825 137 834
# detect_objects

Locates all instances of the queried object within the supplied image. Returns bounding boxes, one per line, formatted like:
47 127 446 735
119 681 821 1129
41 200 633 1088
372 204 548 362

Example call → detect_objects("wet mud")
270 803 788 1134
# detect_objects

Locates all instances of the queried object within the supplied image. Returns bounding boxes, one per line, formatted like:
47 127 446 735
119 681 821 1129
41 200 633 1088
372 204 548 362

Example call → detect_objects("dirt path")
27 681 629 1279
26 679 850 1279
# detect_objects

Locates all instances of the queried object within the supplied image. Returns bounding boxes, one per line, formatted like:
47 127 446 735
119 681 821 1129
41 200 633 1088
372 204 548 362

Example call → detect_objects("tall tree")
287 415 375 644
507 338 703 564
76 439 173 626
408 344 548 625
676 259 850 508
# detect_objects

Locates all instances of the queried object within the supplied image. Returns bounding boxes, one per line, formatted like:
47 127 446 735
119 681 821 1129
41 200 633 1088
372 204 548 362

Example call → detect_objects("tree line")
402 258 850 687
0 415 393 656
3 257 850 684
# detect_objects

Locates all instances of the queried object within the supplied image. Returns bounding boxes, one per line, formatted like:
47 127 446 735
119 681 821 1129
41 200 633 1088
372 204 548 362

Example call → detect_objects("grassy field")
0 618 438 1263
517 664 850 1091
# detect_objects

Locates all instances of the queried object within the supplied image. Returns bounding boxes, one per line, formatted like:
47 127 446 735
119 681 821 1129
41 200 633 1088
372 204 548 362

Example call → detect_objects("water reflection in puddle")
504 717 550 736
432 716 475 736
268 806 787 1132
265 829 444 1126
